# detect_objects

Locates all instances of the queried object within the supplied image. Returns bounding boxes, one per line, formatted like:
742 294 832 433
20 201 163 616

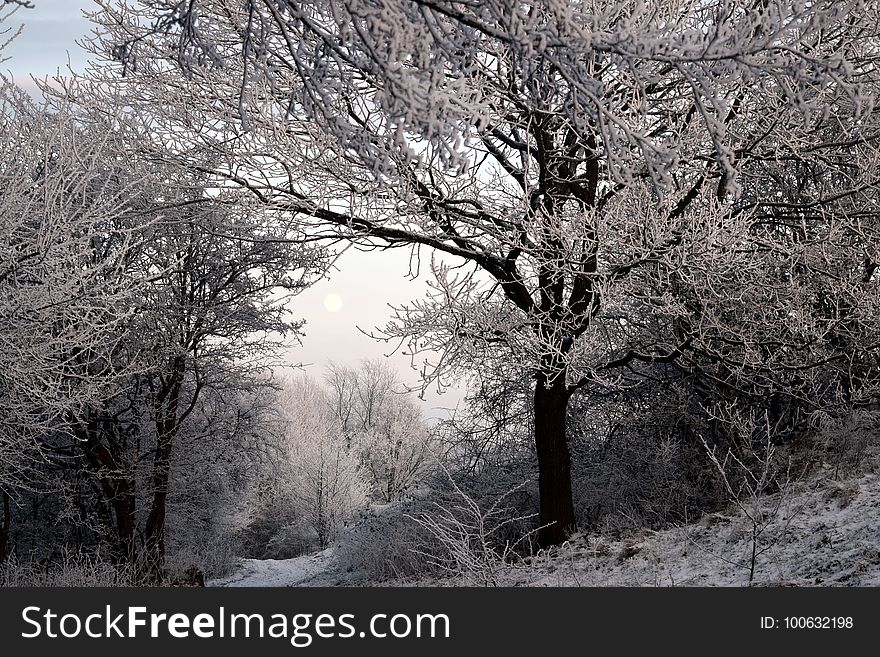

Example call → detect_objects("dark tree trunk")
143 429 174 580
78 421 137 567
143 355 186 582
533 376 576 547
109 481 137 567
0 490 10 563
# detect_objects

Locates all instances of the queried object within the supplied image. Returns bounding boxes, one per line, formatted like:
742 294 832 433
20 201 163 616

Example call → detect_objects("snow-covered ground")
209 547 343 587
503 468 880 586
211 465 880 587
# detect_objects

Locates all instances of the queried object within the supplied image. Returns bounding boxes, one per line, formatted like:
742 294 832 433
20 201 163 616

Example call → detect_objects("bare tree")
164 379 282 578
326 360 434 502
700 406 793 585
0 74 326 576
67 185 324 577
82 0 880 545
0 82 153 503
278 375 368 549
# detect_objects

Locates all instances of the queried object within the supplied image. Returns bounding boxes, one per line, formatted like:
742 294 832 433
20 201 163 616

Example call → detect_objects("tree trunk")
109 480 136 567
533 376 576 547
143 357 186 582
0 490 10 563
143 426 175 582
78 420 137 567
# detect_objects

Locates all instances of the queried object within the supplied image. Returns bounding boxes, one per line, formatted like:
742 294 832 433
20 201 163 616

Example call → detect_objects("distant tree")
85 0 880 546
278 376 367 549
326 360 434 502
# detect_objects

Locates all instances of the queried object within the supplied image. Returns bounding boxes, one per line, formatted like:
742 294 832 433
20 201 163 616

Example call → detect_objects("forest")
1 0 880 587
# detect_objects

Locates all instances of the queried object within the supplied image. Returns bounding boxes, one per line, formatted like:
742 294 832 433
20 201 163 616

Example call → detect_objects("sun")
323 293 343 313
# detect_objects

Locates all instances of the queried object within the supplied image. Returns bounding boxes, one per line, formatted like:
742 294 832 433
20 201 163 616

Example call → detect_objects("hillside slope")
503 468 880 587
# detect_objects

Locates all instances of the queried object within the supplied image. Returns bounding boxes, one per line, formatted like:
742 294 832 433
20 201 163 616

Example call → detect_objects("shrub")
0 550 134 587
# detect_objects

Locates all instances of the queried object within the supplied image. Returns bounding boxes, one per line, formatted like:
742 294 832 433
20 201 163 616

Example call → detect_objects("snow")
209 548 343 587
503 468 880 587
211 464 880 587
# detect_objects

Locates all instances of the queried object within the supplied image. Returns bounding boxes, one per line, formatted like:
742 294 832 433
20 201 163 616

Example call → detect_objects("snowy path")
209 548 341 587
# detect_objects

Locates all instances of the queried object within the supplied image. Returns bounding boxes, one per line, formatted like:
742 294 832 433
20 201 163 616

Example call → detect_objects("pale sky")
3 0 91 83
3 0 465 417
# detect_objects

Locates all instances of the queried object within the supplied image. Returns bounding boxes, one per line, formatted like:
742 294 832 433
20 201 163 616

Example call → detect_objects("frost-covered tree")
83 0 880 545
325 360 434 502
0 73 324 574
278 376 367 549
64 182 324 576
0 82 152 500
163 381 280 577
